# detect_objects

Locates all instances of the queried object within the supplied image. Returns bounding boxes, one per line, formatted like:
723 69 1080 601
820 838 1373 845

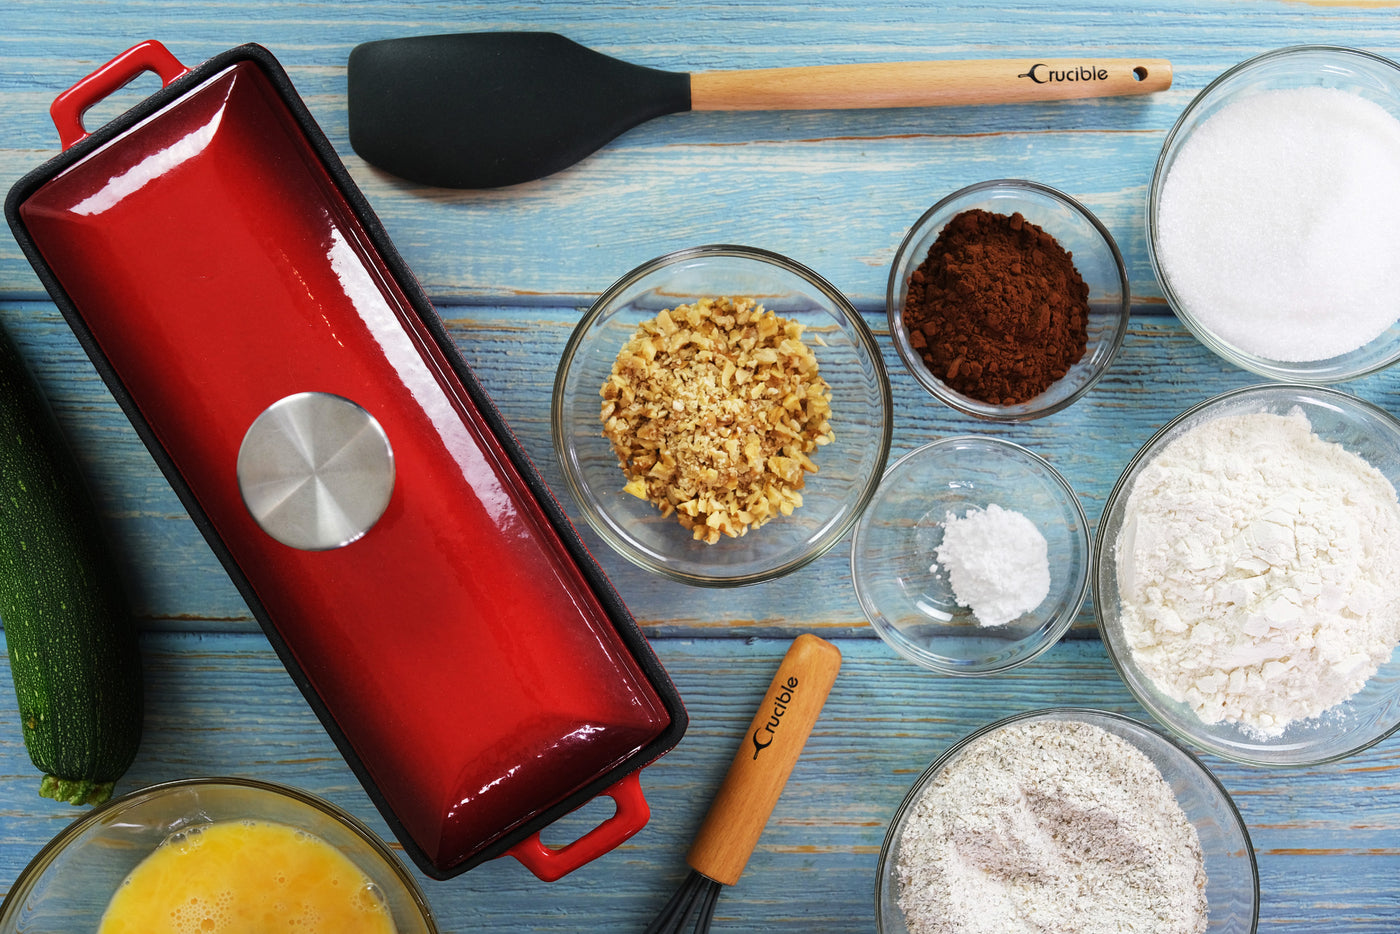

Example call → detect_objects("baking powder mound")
934 503 1050 627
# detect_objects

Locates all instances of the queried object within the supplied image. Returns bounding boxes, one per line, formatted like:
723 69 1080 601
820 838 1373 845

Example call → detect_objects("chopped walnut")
600 296 835 544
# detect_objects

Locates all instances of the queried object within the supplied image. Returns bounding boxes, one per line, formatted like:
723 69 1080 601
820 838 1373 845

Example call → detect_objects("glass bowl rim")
1145 44 1400 384
0 775 438 931
885 178 1131 422
551 242 894 587
1093 382 1400 765
873 705 1260 933
851 435 1092 675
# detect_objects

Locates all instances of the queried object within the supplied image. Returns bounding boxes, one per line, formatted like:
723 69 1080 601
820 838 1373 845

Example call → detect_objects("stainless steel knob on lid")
237 392 395 550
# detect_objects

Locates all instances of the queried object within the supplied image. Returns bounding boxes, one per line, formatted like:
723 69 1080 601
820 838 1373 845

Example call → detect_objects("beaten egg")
98 819 395 934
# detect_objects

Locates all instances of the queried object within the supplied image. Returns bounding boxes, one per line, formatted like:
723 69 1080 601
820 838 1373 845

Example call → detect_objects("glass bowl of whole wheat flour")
875 708 1259 934
1096 384 1400 766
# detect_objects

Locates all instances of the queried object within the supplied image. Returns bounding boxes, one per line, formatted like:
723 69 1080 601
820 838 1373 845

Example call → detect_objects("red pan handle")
504 770 651 882
51 39 189 149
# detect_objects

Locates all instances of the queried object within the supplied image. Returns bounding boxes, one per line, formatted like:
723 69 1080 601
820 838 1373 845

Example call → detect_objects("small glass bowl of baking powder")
851 436 1090 675
1097 383 1400 766
886 179 1131 421
875 708 1259 934
1148 46 1400 383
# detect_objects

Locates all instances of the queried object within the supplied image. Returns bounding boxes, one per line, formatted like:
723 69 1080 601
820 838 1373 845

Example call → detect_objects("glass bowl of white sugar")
1096 384 1400 766
1148 46 1400 383
875 708 1259 934
851 436 1090 675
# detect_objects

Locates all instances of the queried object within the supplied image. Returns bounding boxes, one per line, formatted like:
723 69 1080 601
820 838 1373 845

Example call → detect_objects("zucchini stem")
39 774 114 806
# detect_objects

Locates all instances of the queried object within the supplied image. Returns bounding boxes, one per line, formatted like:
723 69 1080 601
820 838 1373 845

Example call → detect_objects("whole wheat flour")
894 718 1207 934
1115 408 1400 736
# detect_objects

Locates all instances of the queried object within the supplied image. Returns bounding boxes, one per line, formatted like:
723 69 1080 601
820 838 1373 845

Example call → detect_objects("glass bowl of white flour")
1096 384 1400 766
1147 46 1400 383
851 437 1090 675
875 708 1259 934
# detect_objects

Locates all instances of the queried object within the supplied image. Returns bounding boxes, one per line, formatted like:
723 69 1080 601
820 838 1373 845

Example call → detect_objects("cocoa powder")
901 209 1089 406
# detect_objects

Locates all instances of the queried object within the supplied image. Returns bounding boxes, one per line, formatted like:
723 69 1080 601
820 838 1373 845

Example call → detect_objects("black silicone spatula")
347 33 1171 189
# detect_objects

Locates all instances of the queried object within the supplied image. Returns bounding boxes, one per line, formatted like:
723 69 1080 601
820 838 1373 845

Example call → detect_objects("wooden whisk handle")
685 634 842 887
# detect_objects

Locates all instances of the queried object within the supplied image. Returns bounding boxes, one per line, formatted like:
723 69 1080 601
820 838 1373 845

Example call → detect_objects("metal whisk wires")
643 869 721 933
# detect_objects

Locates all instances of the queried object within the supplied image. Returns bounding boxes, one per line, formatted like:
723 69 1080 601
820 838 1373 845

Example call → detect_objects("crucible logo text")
1018 63 1110 84
751 676 800 760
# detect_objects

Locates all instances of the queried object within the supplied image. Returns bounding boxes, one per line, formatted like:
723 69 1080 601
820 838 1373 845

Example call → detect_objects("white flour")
895 719 1207 934
935 504 1050 627
1116 409 1400 736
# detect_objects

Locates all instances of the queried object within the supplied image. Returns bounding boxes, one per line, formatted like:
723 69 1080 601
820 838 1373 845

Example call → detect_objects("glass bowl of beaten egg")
886 179 1131 421
1096 384 1400 766
850 437 1091 675
1147 46 1400 383
0 777 437 934
552 244 893 587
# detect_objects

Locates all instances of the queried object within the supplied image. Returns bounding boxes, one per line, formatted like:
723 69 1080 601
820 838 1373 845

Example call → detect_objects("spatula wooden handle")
685 634 842 887
690 57 1171 110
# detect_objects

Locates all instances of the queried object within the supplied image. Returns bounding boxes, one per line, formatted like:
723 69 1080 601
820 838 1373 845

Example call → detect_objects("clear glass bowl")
851 437 1089 674
875 707 1259 934
552 244 893 586
886 179 1130 421
1147 46 1400 383
0 777 437 933
1095 384 1400 766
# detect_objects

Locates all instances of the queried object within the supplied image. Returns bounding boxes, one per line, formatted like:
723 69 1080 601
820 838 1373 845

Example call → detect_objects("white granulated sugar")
1155 86 1400 362
895 719 1207 934
1116 409 1400 736
934 504 1050 627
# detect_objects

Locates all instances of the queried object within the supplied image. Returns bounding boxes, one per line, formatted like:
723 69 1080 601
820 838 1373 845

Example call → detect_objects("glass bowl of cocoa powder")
887 179 1130 421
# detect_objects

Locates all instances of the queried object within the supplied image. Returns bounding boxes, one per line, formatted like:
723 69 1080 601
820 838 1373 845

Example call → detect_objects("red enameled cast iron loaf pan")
4 40 687 881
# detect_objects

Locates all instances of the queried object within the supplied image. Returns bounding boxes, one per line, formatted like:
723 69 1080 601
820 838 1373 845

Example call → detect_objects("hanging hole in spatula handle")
51 39 189 149
505 770 651 882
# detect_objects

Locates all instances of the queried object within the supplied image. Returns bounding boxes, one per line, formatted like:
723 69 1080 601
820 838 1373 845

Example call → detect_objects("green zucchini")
0 326 142 805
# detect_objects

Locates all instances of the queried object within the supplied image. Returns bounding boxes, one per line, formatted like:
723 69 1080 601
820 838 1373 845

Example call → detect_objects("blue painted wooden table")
3 2 1400 930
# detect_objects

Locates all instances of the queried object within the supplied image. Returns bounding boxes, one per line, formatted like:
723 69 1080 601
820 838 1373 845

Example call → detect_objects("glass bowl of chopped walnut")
552 244 893 586
886 179 1131 421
